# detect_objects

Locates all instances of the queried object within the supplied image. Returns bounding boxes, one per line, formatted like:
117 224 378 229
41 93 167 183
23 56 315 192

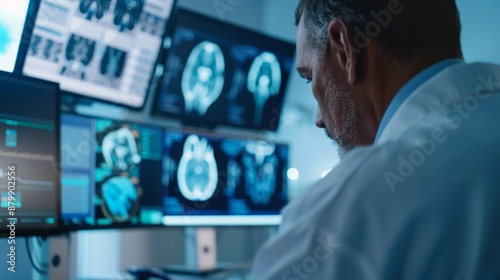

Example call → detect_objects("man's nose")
315 107 325 128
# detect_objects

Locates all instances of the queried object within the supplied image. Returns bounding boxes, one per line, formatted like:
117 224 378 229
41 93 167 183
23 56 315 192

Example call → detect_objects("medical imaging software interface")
162 130 289 223
60 114 164 229
155 10 295 131
0 0 30 73
0 74 59 233
23 0 175 108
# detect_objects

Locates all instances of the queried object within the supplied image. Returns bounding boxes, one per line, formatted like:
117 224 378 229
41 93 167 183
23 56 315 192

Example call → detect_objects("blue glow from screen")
0 0 30 73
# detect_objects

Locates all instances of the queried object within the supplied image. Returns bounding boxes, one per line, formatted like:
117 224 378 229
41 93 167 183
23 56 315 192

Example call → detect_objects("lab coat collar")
374 59 465 144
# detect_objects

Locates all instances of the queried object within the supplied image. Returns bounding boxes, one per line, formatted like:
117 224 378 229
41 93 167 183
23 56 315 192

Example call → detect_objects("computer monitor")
0 0 33 73
162 129 289 226
60 113 164 230
23 0 176 109
153 9 296 131
0 72 60 236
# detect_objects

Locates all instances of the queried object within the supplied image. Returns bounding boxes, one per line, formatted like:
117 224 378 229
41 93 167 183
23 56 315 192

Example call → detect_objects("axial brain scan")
181 41 225 116
101 127 141 171
177 135 219 201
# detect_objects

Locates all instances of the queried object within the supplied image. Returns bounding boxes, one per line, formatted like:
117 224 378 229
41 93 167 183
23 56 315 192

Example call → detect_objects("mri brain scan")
247 52 282 125
101 176 138 221
79 0 112 21
113 0 145 31
61 34 96 80
181 41 225 115
101 127 141 171
177 135 218 201
242 141 278 204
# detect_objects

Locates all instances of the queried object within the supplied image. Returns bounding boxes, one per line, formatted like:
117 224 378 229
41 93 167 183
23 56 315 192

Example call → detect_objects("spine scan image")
181 41 225 115
247 52 282 125
177 135 218 201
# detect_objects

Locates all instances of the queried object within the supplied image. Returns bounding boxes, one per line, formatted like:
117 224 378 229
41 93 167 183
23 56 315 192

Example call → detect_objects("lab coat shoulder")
250 62 500 280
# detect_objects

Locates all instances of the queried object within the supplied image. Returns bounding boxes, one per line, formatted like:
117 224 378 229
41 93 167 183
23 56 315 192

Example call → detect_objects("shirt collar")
374 59 465 144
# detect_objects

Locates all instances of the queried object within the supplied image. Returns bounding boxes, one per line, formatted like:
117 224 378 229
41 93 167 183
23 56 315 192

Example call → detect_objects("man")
251 0 500 279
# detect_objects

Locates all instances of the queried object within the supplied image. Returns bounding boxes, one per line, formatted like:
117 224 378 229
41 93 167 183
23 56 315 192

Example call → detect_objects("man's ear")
328 19 359 84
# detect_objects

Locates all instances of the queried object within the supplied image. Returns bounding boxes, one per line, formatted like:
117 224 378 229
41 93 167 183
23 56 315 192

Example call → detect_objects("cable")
25 237 48 275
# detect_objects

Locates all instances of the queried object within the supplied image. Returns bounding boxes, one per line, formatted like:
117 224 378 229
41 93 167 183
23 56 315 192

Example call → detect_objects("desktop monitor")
0 72 60 236
23 0 177 109
60 113 164 229
162 129 289 226
0 0 33 73
154 9 296 131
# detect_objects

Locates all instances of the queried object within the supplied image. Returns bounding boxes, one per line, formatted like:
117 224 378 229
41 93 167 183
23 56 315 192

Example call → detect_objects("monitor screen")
0 72 60 236
154 9 295 131
23 0 176 109
162 130 289 226
0 0 31 73
60 113 164 229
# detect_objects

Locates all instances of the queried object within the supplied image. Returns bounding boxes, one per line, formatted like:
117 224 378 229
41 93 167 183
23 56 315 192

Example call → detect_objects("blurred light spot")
287 168 299 181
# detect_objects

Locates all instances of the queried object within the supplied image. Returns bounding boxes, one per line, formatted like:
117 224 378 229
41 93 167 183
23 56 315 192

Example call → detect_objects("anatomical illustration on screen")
77 0 145 32
28 35 63 63
139 12 165 36
95 121 142 222
247 52 282 126
60 34 96 80
96 46 127 88
181 41 226 116
78 0 112 21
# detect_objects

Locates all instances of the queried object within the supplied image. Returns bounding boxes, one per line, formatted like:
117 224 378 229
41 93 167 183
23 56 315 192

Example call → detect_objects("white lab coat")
250 62 500 280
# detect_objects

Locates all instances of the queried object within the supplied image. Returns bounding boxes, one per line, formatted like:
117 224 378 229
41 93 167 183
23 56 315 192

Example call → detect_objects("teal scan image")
61 114 164 229
163 130 289 225
0 0 30 73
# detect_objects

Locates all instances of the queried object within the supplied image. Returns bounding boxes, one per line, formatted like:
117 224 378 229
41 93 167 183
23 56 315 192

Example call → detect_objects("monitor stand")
163 227 228 276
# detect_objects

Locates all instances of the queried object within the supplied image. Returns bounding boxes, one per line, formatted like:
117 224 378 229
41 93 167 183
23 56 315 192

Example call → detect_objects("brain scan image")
98 46 127 87
242 141 278 204
247 52 282 125
181 41 225 115
113 0 145 32
60 34 96 80
79 0 112 21
101 127 141 171
177 135 218 201
101 176 139 221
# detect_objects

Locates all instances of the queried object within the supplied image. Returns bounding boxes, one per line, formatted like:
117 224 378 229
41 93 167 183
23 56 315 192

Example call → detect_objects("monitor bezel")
151 8 296 132
0 71 62 237
21 0 178 111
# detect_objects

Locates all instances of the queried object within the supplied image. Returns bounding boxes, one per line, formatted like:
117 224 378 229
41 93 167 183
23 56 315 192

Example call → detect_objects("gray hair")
295 0 462 60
